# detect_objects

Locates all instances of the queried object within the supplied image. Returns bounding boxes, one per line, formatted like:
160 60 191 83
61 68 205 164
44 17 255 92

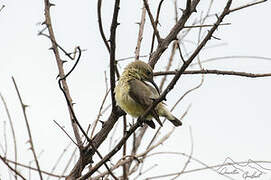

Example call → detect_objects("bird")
114 60 182 129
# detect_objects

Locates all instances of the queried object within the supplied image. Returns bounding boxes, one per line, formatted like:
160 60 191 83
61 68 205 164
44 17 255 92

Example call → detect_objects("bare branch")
117 55 149 62
12 77 43 180
229 0 267 13
109 0 120 110
154 69 271 78
90 89 110 138
97 0 110 52
53 120 78 147
190 55 271 67
184 22 230 28
122 115 128 180
135 3 147 60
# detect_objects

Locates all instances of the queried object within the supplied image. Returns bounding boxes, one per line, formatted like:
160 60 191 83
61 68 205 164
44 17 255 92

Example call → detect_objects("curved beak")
148 78 160 94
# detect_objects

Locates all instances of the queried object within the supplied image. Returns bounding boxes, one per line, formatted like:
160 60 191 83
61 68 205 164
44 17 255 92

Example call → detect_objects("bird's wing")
128 79 154 108
128 79 163 126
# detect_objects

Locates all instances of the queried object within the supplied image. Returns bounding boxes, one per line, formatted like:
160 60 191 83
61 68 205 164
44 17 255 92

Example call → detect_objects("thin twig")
12 77 43 180
53 120 78 147
117 55 149 62
90 89 110 138
3 121 7 157
184 22 230 28
154 69 271 78
109 0 120 110
0 93 18 180
122 115 128 180
229 0 267 13
97 0 110 52
190 55 271 67
135 3 147 61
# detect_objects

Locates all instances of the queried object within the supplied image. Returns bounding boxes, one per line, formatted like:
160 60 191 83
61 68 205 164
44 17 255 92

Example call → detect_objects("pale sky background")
0 0 271 179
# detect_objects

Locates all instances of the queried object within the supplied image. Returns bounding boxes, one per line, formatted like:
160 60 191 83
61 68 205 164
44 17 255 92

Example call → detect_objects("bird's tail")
159 105 182 126
168 116 182 126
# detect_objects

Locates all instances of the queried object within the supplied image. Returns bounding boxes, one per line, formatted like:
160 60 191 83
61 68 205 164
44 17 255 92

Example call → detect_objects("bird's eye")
146 70 152 76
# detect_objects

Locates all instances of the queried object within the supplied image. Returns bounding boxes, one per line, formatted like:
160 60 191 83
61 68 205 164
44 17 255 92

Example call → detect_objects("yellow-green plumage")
115 61 182 128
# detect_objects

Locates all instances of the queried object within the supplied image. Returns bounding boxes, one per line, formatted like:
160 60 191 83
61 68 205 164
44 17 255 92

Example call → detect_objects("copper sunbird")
115 60 182 129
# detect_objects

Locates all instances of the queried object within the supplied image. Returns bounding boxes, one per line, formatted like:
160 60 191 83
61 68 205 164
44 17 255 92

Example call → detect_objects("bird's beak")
148 78 160 94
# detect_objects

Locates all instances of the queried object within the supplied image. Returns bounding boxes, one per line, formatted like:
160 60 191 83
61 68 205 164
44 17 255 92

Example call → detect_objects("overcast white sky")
0 0 271 179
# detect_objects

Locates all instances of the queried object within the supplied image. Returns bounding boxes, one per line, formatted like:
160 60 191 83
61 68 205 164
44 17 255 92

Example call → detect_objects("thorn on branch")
61 60 67 64
207 30 221 40
99 120 105 127
49 3 55 7
212 35 221 40
23 104 29 108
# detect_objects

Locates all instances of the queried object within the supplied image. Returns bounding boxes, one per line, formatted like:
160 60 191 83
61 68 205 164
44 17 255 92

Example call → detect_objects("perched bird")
115 60 182 129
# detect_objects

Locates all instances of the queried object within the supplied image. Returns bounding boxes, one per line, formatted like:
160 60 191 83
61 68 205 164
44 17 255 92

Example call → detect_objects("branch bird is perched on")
115 60 182 129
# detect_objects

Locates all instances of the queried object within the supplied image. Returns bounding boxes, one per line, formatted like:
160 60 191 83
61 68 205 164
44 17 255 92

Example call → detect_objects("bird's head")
125 60 160 93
